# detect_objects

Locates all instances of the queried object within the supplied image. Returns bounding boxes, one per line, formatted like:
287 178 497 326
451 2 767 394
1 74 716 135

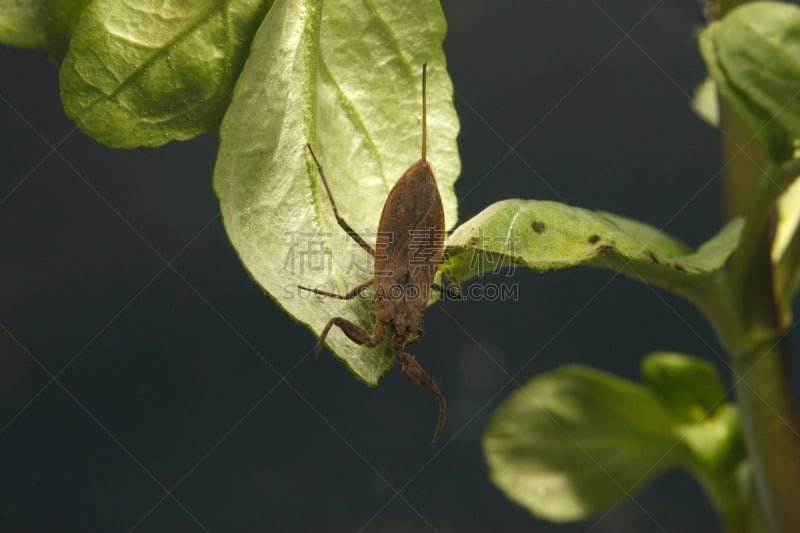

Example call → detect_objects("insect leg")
314 319 386 359
405 328 424 346
298 279 374 300
306 143 375 256
392 338 445 447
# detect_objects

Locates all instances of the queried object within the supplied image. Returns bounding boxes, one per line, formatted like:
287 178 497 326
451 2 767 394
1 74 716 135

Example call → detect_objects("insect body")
299 63 448 446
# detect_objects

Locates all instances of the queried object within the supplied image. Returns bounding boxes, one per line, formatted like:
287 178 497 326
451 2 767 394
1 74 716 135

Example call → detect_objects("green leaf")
640 352 744 472
773 176 800 262
0 0 48 48
59 0 273 148
675 216 746 272
691 77 719 127
484 364 746 522
699 2 800 162
483 366 686 522
597 210 693 257
43 0 93 64
774 173 800 312
213 0 460 385
641 352 726 423
441 199 742 284
680 404 744 474
441 200 744 344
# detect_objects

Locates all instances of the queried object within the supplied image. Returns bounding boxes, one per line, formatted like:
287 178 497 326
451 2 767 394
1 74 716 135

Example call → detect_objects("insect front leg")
405 328 424 346
315 319 386 359
392 338 446 447
298 278 374 300
305 143 375 257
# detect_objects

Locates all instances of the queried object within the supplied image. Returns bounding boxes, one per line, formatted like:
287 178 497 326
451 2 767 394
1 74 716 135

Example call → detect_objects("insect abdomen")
374 160 444 334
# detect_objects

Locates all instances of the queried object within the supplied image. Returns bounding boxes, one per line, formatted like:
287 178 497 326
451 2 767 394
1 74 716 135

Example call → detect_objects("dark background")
1 0 789 531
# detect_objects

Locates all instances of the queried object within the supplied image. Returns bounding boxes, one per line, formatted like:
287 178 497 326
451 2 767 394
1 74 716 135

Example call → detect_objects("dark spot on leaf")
588 234 601 244
532 221 546 233
597 245 613 254
675 264 686 272
468 236 479 246
646 250 660 264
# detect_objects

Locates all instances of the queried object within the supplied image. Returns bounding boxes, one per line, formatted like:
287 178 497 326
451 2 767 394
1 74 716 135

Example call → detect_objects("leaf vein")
81 0 231 116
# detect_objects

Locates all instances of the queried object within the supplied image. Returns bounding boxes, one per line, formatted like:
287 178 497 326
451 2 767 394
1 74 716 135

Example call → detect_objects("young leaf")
59 0 273 148
641 352 726 424
641 352 744 472
773 177 800 262
483 366 687 522
213 0 460 385
484 363 745 522
0 0 48 48
691 77 719 127
699 2 800 163
774 176 800 314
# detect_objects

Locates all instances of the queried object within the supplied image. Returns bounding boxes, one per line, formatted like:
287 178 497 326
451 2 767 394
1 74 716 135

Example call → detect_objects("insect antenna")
422 61 427 162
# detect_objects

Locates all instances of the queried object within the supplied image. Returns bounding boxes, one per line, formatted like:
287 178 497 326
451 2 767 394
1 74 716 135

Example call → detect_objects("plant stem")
722 132 800 533
710 2 800 526
695 466 749 533
730 337 800 533
720 99 767 223
707 2 800 529
722 146 800 533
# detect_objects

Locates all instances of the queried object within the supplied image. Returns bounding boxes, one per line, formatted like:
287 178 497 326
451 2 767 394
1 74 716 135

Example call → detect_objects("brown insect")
299 63 453 446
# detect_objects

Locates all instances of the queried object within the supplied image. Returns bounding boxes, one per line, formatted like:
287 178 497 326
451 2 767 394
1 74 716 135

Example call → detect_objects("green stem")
694 466 749 533
729 173 779 340
711 18 800 533
722 136 800 533
706 2 800 529
729 337 800 533
719 98 768 223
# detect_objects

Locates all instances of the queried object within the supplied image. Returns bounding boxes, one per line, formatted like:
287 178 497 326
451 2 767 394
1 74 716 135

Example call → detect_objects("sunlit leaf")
213 0 459 385
484 362 745 521
692 77 719 127
441 199 742 285
59 0 273 147
483 366 686 521
774 168 800 313
641 352 744 472
773 176 800 261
